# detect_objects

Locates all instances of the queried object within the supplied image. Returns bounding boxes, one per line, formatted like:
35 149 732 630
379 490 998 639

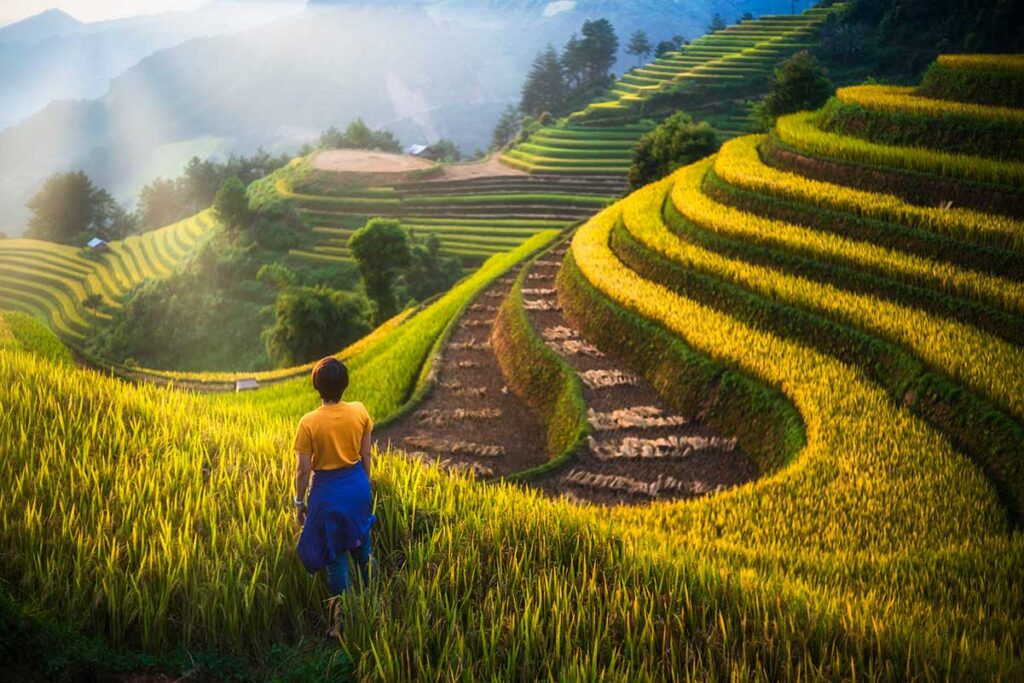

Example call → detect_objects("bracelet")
293 497 305 507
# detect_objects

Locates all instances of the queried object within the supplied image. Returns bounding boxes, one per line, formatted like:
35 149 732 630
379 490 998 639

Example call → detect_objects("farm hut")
86 237 110 252
235 378 259 393
405 144 430 157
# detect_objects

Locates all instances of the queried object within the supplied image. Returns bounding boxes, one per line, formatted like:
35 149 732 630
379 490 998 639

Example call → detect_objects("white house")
86 237 109 251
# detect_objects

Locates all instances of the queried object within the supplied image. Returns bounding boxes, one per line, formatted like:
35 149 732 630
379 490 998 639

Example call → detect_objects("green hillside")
502 4 845 175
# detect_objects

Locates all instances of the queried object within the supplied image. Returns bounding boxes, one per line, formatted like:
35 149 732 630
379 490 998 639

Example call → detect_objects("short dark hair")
312 357 349 402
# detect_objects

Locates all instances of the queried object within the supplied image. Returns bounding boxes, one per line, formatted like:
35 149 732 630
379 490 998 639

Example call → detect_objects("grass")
4 51 1024 682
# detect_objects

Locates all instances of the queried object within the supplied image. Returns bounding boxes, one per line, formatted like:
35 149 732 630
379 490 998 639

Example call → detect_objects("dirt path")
376 245 757 505
528 245 759 505
375 270 549 479
437 155 528 181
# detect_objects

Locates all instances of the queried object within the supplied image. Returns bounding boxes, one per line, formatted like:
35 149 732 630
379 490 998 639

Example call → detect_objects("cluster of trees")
25 172 135 244
627 31 687 66
136 151 291 232
846 0 1023 56
24 150 292 246
348 218 463 325
518 19 620 119
628 112 719 190
753 50 834 128
318 119 402 154
262 217 462 366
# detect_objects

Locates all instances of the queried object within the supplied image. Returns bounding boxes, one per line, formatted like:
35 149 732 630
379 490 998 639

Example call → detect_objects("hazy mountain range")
0 0 799 234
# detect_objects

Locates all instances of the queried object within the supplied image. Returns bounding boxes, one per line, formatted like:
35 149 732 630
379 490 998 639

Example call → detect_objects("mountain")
0 8 84 44
0 2 306 131
0 0 788 233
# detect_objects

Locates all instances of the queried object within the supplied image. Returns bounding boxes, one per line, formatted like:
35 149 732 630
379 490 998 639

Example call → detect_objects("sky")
0 1 208 25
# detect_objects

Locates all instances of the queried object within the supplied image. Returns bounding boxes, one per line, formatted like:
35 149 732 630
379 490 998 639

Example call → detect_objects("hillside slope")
0 0 789 231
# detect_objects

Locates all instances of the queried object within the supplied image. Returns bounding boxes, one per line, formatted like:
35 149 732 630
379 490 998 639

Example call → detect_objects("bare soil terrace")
312 150 436 174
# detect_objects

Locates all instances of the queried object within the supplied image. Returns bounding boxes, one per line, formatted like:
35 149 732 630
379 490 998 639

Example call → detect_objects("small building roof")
86 237 108 248
405 144 430 156
235 378 259 392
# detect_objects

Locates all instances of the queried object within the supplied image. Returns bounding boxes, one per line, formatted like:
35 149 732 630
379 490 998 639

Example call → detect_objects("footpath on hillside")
377 242 758 505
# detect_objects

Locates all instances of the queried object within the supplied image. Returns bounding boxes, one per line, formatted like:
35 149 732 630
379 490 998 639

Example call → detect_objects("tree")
741 12 754 22
25 171 126 244
320 119 402 153
257 262 298 290
263 285 371 367
348 218 412 324
520 45 568 116
655 40 676 58
138 177 185 231
756 50 833 126
561 33 586 90
403 234 463 302
425 139 462 163
182 157 221 212
491 105 522 150
213 177 250 232
628 112 719 190
580 19 619 85
627 30 653 66
709 13 728 32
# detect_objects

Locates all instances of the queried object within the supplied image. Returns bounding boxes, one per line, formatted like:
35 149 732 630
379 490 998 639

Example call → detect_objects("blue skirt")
297 465 375 575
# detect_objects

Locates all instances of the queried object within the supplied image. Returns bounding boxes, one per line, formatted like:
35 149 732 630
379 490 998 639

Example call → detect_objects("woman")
293 357 375 638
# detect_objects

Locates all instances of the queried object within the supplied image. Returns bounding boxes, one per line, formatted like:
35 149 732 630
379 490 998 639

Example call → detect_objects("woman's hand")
295 503 307 526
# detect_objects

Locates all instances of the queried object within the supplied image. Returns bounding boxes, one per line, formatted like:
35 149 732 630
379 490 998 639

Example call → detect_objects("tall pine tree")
520 45 567 116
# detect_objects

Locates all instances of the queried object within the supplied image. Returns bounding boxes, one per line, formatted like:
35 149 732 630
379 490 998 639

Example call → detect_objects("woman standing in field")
293 357 375 639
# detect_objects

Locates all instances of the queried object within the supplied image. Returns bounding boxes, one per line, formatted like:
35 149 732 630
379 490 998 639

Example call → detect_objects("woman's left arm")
360 429 372 477
294 451 312 525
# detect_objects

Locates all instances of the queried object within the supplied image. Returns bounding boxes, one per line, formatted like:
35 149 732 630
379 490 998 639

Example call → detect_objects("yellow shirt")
293 401 373 471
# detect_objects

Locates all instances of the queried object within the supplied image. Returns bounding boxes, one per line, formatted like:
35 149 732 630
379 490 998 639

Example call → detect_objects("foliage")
136 150 291 232
490 105 522 150
520 45 567 117
26 171 134 245
422 139 462 163
213 177 251 232
220 232 559 421
575 19 619 87
708 13 727 32
626 30 653 66
846 0 1024 54
263 285 371 367
348 218 412 324
628 112 718 190
85 231 271 372
318 119 401 153
754 50 833 128
256 263 298 289
402 234 463 303
654 40 677 58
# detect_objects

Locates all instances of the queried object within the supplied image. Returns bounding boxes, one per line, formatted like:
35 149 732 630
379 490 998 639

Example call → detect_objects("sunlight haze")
0 0 207 25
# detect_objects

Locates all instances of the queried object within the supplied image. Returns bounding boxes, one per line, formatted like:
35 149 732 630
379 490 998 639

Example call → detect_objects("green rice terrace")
502 4 845 175
1 1 1024 679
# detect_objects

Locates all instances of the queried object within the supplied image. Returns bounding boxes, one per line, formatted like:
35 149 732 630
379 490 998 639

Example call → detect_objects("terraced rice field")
275 160 625 268
502 4 844 175
2 54 1024 681
0 213 214 343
